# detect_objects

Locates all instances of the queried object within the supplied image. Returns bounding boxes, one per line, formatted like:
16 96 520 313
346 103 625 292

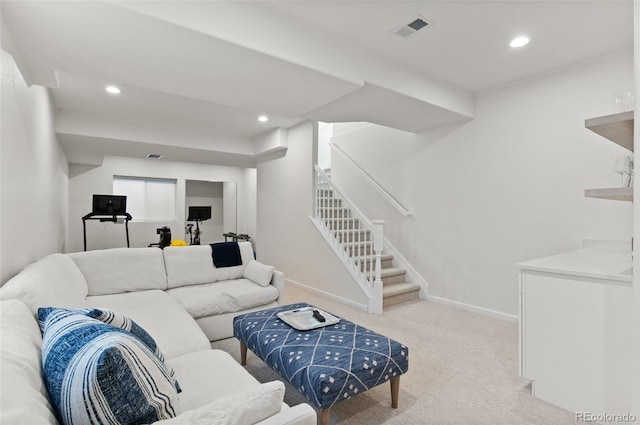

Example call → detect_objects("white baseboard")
288 277 518 321
426 294 518 322
286 278 369 312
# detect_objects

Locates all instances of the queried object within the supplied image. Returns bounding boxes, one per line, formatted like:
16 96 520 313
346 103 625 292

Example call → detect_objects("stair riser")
382 273 407 285
344 244 373 255
318 209 351 219
334 231 370 243
317 199 342 208
383 289 420 308
358 258 393 272
326 220 360 230
356 268 406 286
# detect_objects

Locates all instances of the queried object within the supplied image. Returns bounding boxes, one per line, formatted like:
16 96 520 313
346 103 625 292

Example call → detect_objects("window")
113 176 176 221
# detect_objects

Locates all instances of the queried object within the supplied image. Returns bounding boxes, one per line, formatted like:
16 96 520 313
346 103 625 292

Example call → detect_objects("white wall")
222 181 238 236
331 52 634 317
0 48 69 284
317 122 332 169
256 121 369 308
240 168 256 242
68 156 255 252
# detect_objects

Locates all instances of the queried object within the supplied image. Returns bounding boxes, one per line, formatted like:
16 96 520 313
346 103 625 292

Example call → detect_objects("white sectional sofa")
0 243 316 425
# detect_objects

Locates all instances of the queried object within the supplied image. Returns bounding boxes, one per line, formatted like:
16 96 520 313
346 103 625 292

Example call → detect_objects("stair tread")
335 237 370 242
340 239 373 245
383 282 421 297
380 267 406 277
352 253 393 261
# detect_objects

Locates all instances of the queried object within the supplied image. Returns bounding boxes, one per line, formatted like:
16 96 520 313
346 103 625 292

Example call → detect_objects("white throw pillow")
243 260 275 287
154 381 285 425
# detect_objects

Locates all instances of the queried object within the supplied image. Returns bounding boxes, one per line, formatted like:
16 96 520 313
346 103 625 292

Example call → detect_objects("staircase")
314 173 421 310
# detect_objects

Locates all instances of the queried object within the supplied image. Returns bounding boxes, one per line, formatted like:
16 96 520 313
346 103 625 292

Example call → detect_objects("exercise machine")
187 206 211 245
82 194 132 251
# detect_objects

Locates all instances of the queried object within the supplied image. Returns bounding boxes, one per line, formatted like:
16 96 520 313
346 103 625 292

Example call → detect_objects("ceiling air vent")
392 16 432 39
146 153 163 159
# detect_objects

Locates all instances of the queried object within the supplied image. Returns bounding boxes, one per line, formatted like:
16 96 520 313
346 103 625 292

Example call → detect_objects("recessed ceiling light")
105 86 121 94
146 153 163 159
258 115 269 123
510 36 530 48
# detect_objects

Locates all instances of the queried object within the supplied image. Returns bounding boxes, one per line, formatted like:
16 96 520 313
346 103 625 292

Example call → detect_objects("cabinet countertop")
516 248 632 283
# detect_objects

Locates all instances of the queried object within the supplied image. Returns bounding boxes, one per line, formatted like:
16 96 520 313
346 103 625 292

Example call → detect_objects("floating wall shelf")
584 111 634 202
584 187 633 202
585 111 634 152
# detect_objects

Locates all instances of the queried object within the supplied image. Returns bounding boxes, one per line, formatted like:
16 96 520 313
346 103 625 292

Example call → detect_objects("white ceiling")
1 1 633 166
266 0 633 93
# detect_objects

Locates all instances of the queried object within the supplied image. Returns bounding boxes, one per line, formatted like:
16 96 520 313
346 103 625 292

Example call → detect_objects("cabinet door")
521 270 632 414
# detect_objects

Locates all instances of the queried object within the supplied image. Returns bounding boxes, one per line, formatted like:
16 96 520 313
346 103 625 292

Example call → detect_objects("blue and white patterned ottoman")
233 303 409 425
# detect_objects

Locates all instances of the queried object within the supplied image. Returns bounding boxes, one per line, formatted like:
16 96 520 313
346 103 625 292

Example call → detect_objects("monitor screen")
92 195 127 215
187 206 212 221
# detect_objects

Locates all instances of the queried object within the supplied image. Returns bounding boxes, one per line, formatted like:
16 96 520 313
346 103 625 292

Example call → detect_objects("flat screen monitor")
92 194 127 215
187 206 211 221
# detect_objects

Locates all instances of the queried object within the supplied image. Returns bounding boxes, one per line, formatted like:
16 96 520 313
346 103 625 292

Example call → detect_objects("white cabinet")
518 249 633 414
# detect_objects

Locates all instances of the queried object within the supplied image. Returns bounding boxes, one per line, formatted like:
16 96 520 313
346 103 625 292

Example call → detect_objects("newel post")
370 219 385 314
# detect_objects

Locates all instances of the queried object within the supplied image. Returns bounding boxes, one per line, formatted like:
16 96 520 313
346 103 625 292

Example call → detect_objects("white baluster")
315 171 319 220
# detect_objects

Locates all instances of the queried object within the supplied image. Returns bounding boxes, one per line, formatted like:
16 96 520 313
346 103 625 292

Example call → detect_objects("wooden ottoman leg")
390 377 400 408
319 408 331 425
240 341 247 365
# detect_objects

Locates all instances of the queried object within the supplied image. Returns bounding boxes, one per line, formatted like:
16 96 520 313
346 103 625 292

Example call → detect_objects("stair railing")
314 165 383 313
330 143 411 217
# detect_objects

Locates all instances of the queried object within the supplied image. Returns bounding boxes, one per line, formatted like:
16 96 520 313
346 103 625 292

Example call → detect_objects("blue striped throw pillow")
38 308 181 425
76 308 168 363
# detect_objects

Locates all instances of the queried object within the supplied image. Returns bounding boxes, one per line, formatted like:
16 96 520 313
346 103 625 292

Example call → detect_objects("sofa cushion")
68 247 167 295
86 307 164 354
243 260 275 287
0 299 58 425
38 307 181 425
165 350 263 411
164 242 255 289
0 253 88 315
153 381 285 425
167 279 279 319
87 290 211 358
196 303 279 342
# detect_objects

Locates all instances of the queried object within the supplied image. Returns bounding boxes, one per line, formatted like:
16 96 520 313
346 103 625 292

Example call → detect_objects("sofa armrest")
271 270 285 304
255 404 317 425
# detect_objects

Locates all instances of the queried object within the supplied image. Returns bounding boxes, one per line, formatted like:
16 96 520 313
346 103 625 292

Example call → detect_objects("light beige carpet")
212 285 578 425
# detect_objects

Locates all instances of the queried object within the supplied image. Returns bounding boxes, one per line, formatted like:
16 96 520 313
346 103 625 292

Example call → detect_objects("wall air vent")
146 153 163 159
392 16 433 39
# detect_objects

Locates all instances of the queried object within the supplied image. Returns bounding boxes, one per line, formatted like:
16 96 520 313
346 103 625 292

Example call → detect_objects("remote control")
312 309 326 322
